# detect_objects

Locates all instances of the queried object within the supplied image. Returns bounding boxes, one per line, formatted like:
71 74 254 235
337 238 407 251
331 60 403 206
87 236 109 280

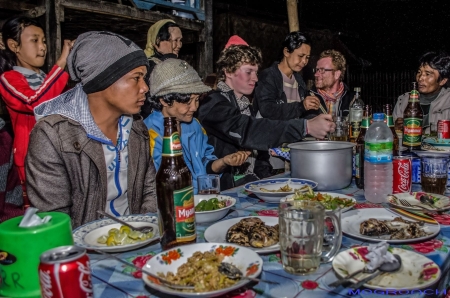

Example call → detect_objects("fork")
398 199 438 214
97 210 154 233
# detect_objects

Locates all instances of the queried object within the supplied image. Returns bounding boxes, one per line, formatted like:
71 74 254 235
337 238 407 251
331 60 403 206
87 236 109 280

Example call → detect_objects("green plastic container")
0 212 73 298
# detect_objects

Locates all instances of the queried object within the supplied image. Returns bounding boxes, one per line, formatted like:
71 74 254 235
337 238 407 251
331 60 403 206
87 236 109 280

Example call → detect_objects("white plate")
341 208 440 243
194 194 236 223
204 216 279 254
243 178 318 203
281 192 356 213
73 214 159 253
142 242 263 297
388 192 450 211
332 247 441 290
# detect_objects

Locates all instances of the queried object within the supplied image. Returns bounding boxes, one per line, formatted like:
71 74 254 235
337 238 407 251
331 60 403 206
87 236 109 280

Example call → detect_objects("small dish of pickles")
194 194 236 223
72 215 159 253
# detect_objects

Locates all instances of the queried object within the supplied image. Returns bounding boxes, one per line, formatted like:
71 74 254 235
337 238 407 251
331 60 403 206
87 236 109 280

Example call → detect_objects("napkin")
19 207 52 227
365 241 398 271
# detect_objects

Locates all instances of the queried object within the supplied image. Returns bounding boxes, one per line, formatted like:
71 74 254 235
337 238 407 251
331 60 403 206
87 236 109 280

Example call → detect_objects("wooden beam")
286 0 299 32
0 0 37 11
199 0 213 78
60 0 204 32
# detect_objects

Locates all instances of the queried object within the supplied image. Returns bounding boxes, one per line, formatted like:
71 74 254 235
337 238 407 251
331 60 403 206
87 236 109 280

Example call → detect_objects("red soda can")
39 245 93 298
438 120 450 139
393 156 412 193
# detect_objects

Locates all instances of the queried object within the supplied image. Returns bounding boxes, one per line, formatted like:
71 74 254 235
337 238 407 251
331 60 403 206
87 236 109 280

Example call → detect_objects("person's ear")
334 70 341 81
439 78 448 87
283 47 290 58
7 39 19 53
159 98 168 107
224 69 233 79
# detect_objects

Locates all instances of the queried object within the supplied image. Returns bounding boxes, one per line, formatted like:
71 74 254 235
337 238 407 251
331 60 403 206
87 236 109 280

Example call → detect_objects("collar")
13 66 45 77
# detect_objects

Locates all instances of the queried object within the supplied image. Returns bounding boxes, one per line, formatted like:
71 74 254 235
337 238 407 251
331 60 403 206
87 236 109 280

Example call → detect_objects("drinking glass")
429 122 438 137
329 116 348 141
421 156 449 194
278 201 341 275
197 174 220 195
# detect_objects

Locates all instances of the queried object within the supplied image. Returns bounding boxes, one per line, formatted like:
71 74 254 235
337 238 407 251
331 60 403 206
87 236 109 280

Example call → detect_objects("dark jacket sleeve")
197 92 306 151
254 67 306 120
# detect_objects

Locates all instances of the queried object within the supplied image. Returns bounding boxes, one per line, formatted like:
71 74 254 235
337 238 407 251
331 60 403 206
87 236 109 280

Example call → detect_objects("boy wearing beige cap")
145 58 250 193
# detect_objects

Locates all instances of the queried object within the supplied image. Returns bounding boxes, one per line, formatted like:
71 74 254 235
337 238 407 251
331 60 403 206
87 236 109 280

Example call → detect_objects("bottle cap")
373 113 385 121
354 87 361 92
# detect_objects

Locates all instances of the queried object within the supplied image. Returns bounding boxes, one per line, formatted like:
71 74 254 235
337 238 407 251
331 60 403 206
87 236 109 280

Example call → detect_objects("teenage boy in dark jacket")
196 38 335 190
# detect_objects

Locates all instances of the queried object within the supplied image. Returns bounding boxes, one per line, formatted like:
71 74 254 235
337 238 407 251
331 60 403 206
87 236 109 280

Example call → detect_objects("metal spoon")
349 254 402 289
96 210 154 233
218 262 279 285
93 249 195 290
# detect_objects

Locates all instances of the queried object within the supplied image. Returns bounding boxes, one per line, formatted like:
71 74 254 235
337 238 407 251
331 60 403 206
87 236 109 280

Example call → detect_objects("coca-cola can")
39 245 93 298
438 120 450 139
393 156 412 193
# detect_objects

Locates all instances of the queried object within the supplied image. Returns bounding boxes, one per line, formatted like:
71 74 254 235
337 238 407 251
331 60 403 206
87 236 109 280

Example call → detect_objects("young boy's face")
161 94 199 123
102 66 149 115
12 25 47 72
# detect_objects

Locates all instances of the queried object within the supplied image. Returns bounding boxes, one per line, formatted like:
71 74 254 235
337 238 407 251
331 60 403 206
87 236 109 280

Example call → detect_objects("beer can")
437 120 450 139
411 157 421 183
39 246 93 298
393 156 412 193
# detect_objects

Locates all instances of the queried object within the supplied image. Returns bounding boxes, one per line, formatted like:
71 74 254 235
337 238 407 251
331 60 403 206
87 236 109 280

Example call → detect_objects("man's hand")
223 151 251 166
306 114 336 139
303 95 321 111
394 117 404 132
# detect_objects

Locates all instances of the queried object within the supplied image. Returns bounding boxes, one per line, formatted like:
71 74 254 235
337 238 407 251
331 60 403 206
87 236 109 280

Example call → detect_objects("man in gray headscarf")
26 31 157 228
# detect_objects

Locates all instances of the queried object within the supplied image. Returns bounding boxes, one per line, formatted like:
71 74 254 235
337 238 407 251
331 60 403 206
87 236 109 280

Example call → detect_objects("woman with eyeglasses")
141 19 183 118
254 31 321 121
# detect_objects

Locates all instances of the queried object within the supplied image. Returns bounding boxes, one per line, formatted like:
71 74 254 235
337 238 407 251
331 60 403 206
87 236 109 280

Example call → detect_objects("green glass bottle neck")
360 116 370 128
162 132 183 156
408 90 419 102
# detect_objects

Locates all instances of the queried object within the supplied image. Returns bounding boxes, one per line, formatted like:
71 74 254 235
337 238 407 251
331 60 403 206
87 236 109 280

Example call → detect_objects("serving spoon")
218 262 279 285
96 210 154 233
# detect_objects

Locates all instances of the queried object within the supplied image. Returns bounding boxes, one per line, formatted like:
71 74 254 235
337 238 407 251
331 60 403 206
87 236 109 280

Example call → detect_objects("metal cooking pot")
288 141 355 191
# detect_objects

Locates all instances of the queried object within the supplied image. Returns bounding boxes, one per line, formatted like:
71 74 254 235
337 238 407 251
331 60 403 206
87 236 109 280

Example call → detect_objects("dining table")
88 174 450 298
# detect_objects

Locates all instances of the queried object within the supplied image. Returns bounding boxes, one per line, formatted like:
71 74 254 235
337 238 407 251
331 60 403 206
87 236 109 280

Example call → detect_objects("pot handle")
321 208 342 263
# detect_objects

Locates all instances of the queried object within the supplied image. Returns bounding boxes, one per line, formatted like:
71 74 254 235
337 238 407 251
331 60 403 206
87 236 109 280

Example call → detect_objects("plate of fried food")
281 189 356 212
204 216 279 254
142 242 263 297
341 208 440 243
244 178 318 203
72 214 159 252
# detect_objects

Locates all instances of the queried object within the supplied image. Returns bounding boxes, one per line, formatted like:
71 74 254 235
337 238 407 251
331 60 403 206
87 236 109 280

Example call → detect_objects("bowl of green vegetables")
194 194 236 223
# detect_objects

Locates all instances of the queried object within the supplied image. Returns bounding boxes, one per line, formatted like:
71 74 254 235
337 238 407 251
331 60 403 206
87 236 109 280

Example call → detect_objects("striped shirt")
281 71 301 103
12 66 46 90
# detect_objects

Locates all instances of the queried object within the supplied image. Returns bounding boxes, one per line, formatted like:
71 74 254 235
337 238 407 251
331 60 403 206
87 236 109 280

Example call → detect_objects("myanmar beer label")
173 186 196 242
403 118 423 147
162 132 182 156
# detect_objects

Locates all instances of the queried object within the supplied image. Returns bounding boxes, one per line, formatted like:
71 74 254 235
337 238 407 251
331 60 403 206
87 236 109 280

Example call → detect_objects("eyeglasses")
313 68 335 74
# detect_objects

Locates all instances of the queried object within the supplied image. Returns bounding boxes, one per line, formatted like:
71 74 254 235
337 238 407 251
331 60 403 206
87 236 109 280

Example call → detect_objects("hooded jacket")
393 87 450 134
196 85 307 189
26 84 157 228
144 110 218 194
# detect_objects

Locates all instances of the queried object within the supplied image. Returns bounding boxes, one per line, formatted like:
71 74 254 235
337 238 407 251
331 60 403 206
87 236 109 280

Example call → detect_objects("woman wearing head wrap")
144 58 250 193
141 19 183 118
26 31 157 228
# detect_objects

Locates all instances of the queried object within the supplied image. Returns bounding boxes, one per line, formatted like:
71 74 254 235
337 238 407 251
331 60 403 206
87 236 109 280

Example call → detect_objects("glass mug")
278 201 342 275
421 156 449 194
329 116 348 141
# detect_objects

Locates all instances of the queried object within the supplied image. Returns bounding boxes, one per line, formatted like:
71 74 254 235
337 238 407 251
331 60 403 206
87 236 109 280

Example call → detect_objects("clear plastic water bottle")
364 113 393 203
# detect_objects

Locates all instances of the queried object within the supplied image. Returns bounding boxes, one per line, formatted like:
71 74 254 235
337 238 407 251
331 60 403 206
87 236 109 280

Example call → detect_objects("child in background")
0 16 74 207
